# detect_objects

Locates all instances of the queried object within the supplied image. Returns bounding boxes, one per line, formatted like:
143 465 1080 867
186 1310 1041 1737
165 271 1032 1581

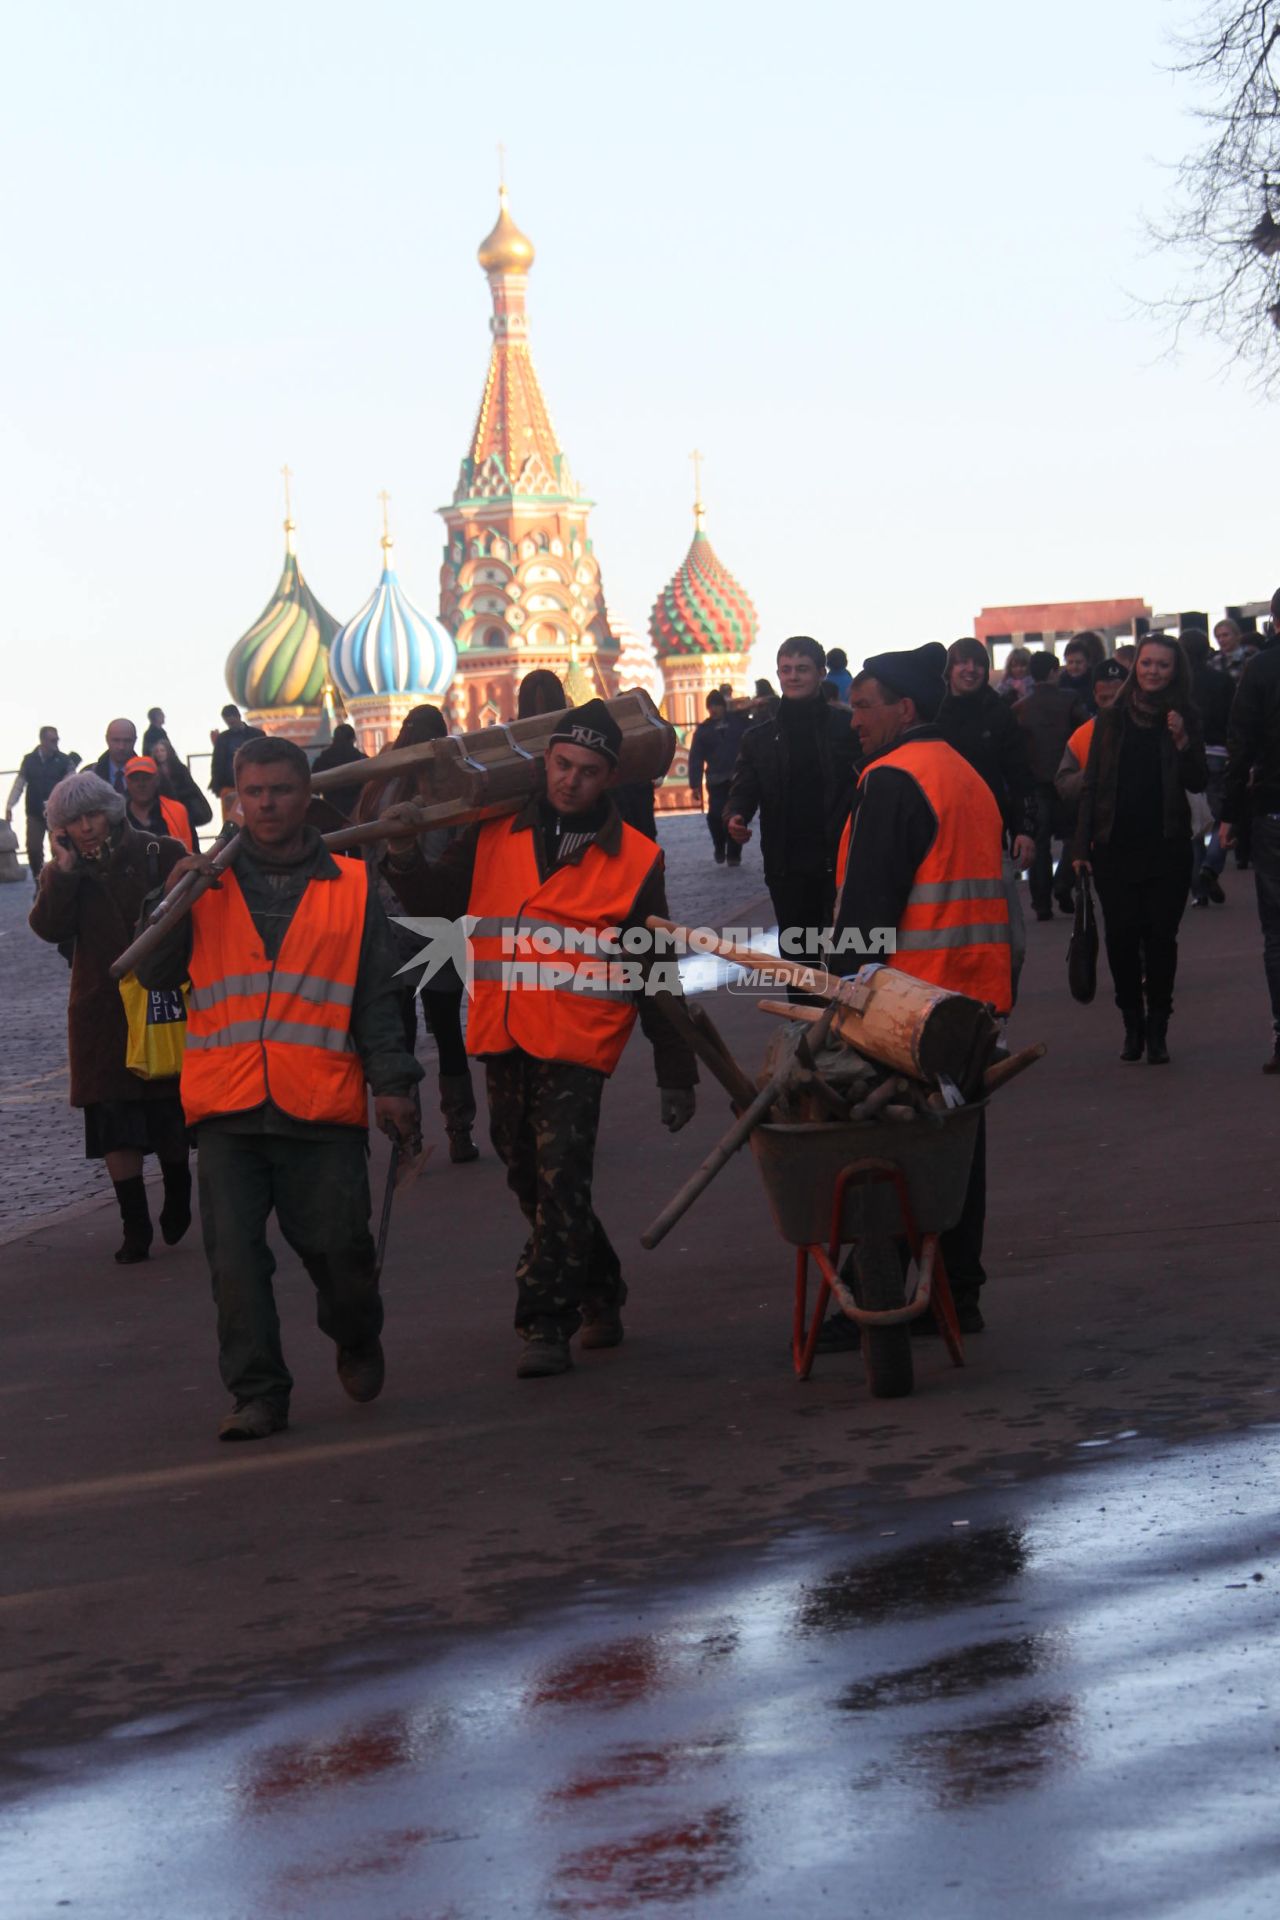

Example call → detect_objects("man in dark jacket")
6 727 73 882
209 705 265 814
688 693 746 865
311 723 368 820
726 637 858 976
1014 653 1088 919
1219 638 1280 1069
93 718 138 795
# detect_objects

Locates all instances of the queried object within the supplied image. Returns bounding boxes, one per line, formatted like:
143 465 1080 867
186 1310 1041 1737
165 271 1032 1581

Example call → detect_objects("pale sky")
1 0 1270 776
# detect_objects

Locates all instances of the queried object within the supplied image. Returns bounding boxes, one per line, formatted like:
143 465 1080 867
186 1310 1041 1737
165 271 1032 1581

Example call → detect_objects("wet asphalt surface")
3 821 1280 1916
4 1430 1278 1919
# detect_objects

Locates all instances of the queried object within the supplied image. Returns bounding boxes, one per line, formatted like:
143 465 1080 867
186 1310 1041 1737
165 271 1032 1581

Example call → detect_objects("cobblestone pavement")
0 877 96 1232
0 811 767 1233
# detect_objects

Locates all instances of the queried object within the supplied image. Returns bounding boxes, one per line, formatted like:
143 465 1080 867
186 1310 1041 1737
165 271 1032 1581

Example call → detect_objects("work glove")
659 1087 696 1134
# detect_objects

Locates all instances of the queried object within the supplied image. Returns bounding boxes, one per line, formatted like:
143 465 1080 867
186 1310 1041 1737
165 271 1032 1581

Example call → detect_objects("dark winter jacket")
1073 705 1207 860
1013 684 1089 785
687 713 746 792
1221 643 1280 822
935 685 1035 841
10 747 73 816
28 824 187 1107
724 696 858 881
209 724 265 793
1190 663 1233 750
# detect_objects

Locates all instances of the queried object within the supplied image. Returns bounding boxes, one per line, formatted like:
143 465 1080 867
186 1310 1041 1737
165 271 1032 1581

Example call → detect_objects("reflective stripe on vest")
180 859 368 1127
158 795 193 851
857 739 1012 1013
465 815 662 1074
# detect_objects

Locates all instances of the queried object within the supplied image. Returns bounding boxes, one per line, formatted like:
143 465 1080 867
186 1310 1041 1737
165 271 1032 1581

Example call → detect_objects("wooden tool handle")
982 1043 1047 1094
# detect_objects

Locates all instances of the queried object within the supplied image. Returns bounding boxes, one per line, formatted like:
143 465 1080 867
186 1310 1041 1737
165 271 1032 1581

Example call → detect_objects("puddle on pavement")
3 1428 1280 1919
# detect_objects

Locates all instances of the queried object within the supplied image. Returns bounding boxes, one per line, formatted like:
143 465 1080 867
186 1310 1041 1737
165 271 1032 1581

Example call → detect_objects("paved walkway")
3 825 1279 1916
0 812 766 1235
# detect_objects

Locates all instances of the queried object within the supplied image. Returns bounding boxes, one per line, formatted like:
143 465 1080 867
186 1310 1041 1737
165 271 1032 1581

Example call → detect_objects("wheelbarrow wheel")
853 1236 914 1400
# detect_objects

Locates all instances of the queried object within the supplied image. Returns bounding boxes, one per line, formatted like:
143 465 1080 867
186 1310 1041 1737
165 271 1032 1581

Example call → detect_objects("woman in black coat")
1073 637 1207 1066
29 773 190 1262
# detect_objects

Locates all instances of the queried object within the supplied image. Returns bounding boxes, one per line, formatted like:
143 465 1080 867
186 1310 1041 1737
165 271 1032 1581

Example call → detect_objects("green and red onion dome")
649 525 758 659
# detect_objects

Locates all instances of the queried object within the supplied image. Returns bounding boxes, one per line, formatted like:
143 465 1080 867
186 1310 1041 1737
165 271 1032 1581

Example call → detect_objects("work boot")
579 1302 625 1350
1146 1011 1171 1066
1119 1009 1145 1062
439 1072 479 1164
218 1398 289 1442
111 1175 153 1265
1205 874 1226 904
516 1332 573 1378
159 1160 192 1245
336 1339 385 1403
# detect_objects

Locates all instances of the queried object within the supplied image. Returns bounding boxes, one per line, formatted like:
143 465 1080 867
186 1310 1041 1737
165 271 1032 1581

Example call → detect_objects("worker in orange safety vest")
834 643 1011 1336
136 735 422 1442
382 698 698 1381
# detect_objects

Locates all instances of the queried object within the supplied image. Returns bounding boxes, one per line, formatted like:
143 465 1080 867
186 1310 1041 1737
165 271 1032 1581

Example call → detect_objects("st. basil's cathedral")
223 190 760 783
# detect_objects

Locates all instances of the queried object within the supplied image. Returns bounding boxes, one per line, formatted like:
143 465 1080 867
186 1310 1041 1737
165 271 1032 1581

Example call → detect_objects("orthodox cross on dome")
378 488 393 558
281 462 296 553
690 448 706 531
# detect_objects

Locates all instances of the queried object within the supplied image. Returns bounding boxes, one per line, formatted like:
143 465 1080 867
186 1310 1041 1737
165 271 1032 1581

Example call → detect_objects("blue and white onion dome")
330 530 457 702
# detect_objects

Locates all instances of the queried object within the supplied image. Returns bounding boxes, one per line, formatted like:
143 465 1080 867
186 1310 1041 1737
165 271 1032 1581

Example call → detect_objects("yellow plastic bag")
119 972 190 1081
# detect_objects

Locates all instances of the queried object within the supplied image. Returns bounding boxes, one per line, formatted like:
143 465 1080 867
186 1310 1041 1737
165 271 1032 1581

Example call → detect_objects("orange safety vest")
1065 717 1095 773
835 814 852 892
181 858 368 1128
857 739 1012 1013
467 814 662 1075
159 795 193 851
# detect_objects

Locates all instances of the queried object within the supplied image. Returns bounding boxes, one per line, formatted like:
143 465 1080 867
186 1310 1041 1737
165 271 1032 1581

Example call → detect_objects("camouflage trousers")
484 1050 625 1339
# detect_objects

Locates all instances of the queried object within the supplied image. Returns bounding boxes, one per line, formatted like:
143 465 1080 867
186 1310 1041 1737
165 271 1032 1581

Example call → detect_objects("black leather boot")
1146 1010 1170 1065
159 1160 192 1244
439 1072 480 1164
1119 1008 1145 1061
112 1176 153 1264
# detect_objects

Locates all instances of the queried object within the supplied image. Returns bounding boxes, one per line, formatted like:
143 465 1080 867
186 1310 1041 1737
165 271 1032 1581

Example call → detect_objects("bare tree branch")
1150 2 1280 385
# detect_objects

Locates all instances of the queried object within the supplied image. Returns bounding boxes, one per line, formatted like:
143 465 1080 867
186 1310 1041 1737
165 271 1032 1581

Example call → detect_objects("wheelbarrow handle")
640 1065 789 1251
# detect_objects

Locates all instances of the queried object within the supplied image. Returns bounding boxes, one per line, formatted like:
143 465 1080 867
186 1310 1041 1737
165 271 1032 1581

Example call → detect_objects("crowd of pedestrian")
11 608 1280 1437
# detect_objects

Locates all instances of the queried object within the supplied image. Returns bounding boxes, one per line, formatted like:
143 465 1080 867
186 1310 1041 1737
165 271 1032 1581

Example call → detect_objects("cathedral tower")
438 190 619 727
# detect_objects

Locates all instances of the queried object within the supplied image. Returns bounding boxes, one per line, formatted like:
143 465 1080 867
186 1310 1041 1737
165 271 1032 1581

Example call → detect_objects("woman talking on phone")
1072 636 1207 1066
29 772 191 1262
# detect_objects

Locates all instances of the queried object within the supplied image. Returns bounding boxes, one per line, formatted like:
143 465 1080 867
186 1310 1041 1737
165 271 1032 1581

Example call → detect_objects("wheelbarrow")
749 1102 986 1400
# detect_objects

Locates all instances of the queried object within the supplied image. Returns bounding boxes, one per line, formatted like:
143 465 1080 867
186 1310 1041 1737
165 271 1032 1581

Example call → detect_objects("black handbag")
1067 870 1098 1004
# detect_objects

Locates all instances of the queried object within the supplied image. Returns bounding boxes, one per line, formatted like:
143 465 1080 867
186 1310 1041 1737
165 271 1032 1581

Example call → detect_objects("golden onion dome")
477 187 535 274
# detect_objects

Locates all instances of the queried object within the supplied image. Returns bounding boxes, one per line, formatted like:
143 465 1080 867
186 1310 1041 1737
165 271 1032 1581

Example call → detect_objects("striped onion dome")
330 536 457 701
225 527 339 711
649 513 758 660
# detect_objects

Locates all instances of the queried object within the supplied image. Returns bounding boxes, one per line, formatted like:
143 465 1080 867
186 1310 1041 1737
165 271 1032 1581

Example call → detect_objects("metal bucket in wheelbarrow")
750 1101 985 1247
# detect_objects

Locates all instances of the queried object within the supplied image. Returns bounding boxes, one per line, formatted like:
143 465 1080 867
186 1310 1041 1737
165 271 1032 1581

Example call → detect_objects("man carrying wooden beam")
138 736 423 1441
382 699 698 1380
